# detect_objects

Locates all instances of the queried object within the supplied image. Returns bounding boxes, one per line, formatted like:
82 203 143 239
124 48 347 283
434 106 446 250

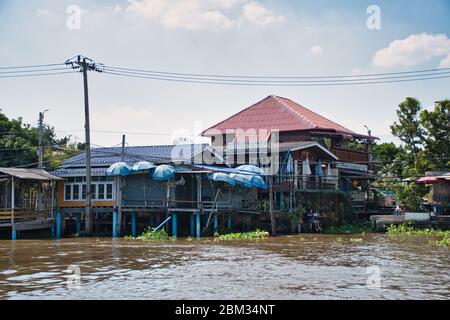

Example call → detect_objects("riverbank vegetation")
215 229 269 240
387 223 450 247
125 228 172 241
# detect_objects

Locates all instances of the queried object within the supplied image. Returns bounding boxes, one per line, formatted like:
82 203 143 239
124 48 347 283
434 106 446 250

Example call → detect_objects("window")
64 177 114 201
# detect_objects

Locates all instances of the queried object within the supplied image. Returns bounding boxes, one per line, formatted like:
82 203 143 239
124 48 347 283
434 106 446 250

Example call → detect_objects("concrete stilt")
227 213 232 229
196 213 201 239
190 214 195 238
131 212 137 237
76 212 81 234
56 209 62 239
172 213 177 238
150 214 155 228
112 208 118 239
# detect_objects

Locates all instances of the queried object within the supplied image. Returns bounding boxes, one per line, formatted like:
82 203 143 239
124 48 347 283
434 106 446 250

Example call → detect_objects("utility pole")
38 110 49 169
66 55 103 235
269 176 276 236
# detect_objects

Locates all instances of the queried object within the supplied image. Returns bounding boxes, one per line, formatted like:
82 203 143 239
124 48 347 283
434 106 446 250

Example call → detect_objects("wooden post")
76 212 81 234
214 214 218 233
112 208 118 239
196 213 201 239
150 214 155 228
269 176 276 236
172 213 177 238
11 177 16 240
227 213 232 229
131 212 137 237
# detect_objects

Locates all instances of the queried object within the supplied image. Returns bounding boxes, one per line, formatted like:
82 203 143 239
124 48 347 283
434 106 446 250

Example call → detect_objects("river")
0 234 448 299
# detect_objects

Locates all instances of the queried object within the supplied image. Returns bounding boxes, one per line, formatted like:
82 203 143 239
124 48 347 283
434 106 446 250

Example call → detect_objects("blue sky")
0 0 449 147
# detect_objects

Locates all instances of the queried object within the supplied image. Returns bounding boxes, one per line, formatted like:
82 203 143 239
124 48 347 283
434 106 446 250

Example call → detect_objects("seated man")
313 210 322 233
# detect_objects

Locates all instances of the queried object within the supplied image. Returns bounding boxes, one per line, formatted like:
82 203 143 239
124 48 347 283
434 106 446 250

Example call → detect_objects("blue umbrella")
236 164 265 175
250 175 268 189
208 172 236 186
151 164 176 181
230 173 253 188
132 161 157 171
106 162 133 176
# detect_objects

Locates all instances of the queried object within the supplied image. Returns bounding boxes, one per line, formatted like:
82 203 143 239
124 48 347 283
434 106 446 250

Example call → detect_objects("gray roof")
0 168 63 181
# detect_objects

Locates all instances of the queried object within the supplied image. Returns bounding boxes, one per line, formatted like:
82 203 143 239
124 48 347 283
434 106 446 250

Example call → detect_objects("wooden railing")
332 147 369 163
0 208 51 224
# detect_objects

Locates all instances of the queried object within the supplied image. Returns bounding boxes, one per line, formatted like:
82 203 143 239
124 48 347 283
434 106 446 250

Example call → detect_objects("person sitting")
313 210 322 233
304 208 314 232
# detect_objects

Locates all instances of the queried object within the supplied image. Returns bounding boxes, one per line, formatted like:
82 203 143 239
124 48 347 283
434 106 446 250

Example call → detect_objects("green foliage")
216 229 269 240
286 206 305 226
373 98 449 211
125 227 172 241
324 220 372 234
387 222 450 247
373 142 400 164
0 109 79 169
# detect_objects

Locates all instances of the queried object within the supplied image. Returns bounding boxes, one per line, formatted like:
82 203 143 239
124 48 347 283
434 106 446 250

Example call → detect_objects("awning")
417 176 439 184
0 168 63 181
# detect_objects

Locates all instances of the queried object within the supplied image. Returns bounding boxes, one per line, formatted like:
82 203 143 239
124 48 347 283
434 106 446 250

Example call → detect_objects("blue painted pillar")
56 209 62 239
149 214 155 228
214 215 218 233
280 192 284 209
11 227 17 241
112 208 118 239
196 213 201 239
172 213 177 238
76 212 81 234
190 214 195 238
227 213 232 229
131 212 137 238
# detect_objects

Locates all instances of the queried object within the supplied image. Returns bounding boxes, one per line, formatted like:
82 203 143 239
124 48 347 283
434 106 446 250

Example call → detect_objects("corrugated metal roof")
0 168 63 180
201 95 372 139
50 167 108 177
62 144 214 167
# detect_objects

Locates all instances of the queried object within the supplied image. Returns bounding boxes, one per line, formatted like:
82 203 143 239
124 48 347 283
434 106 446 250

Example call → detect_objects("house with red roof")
201 95 377 214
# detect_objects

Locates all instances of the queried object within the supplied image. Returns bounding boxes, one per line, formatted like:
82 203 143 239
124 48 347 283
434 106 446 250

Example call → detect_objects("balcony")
332 147 369 163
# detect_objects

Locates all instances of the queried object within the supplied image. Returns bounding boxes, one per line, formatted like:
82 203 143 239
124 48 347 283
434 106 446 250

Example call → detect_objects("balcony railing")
332 147 369 163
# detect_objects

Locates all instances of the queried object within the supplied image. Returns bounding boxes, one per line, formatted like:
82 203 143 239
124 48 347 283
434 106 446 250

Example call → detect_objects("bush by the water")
387 222 450 247
324 221 372 234
216 229 269 240
125 228 172 241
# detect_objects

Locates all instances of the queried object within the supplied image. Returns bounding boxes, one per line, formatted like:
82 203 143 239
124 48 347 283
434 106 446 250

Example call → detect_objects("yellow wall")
56 181 114 208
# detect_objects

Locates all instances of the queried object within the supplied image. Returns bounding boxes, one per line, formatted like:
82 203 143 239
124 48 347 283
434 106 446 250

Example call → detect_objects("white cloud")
310 45 323 55
440 53 450 68
241 1 284 26
126 0 283 30
372 33 450 68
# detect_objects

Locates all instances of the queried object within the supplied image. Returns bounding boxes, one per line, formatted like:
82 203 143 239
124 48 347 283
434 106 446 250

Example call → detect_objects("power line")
103 66 450 83
0 63 64 70
103 70 450 86
0 71 78 79
0 67 71 74
104 65 450 79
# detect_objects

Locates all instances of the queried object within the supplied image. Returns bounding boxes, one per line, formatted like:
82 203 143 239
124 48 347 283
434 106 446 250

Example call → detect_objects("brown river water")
0 234 448 300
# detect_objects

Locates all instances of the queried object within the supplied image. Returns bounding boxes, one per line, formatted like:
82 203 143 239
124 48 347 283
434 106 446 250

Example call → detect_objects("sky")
0 0 449 148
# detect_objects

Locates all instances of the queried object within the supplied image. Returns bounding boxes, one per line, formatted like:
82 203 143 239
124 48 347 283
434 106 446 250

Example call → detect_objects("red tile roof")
201 95 369 139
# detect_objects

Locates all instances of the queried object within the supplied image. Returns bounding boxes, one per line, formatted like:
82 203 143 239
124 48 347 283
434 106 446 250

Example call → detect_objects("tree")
420 100 450 171
0 109 78 169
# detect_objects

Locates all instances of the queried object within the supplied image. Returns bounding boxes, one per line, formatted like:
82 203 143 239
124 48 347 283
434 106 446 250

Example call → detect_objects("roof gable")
201 95 361 138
